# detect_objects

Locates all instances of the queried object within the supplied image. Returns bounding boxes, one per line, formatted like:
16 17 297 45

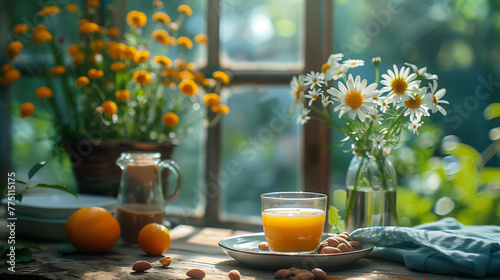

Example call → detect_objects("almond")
336 233 349 240
290 269 310 276
320 246 341 255
293 271 314 280
228 269 241 280
258 242 270 251
337 243 352 252
186 268 206 279
311 268 327 280
325 237 340 247
274 268 294 279
159 256 172 267
349 240 363 250
132 260 152 272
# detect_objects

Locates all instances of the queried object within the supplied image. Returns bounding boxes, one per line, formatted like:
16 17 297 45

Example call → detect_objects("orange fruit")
137 223 171 255
65 206 121 253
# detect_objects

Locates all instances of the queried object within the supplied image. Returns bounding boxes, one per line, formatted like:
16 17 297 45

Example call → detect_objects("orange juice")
262 207 326 253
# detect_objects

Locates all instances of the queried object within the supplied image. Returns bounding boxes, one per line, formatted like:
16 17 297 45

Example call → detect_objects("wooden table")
1 224 494 280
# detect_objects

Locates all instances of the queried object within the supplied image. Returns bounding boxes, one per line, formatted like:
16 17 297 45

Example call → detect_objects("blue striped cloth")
350 218 500 278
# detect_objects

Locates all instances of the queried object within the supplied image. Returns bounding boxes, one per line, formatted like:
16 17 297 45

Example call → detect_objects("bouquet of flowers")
3 0 230 145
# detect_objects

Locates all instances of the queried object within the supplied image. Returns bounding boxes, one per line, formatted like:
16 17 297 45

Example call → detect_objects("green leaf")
34 183 78 198
15 180 27 185
28 161 48 180
0 185 6 197
13 247 33 263
484 103 500 120
57 243 78 255
15 193 23 202
328 205 341 228
20 242 41 251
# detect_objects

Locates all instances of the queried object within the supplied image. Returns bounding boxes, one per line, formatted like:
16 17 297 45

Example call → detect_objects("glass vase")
344 154 398 232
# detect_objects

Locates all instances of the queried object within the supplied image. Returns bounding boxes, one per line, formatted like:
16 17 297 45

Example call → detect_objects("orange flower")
152 12 171 25
132 70 152 86
115 89 131 102
177 36 193 49
76 76 90 87
162 112 179 127
39 6 61 16
133 50 150 64
124 46 137 60
66 4 79 13
20 102 35 118
101 101 118 116
213 71 230 84
177 4 193 17
110 61 127 72
152 0 163 9
35 87 53 98
107 26 120 37
33 30 53 44
193 71 206 83
161 69 178 78
211 104 230 115
1 69 21 85
175 59 187 70
67 44 81 55
86 0 101 8
7 41 23 61
79 22 100 34
178 71 195 80
179 79 198 96
126 11 147 28
87 68 104 79
73 52 85 65
152 29 169 45
12 23 29 35
89 40 105 53
50 65 66 75
204 93 220 106
194 33 208 45
187 62 196 71
153 55 171 67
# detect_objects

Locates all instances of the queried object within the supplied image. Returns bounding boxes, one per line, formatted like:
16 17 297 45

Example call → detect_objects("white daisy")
305 88 323 106
424 80 448 115
327 53 344 64
325 64 349 81
380 64 420 102
404 62 438 80
289 74 305 111
372 96 391 113
398 87 430 122
327 74 379 121
297 108 311 125
321 94 333 107
343 59 364 69
368 111 384 124
372 134 387 150
304 71 325 89
408 119 423 134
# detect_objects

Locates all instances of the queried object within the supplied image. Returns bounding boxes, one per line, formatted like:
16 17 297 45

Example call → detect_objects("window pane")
220 0 304 70
220 85 302 222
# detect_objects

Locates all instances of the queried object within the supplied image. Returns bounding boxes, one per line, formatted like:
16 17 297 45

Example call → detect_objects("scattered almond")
311 268 327 280
132 260 152 272
159 256 172 267
274 268 294 279
186 268 206 279
293 271 314 280
228 269 241 280
258 241 270 251
290 269 310 276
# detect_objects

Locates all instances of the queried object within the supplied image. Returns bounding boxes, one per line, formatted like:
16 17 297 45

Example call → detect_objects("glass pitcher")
115 152 182 243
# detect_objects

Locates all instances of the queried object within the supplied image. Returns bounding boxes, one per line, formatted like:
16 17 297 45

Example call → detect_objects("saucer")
218 232 373 270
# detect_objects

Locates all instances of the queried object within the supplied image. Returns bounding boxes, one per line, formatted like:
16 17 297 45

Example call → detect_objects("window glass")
220 0 304 70
220 85 302 221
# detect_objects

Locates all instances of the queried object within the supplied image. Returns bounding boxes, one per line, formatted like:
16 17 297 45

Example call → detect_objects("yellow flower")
86 0 101 8
73 52 85 65
213 71 230 84
175 59 187 70
178 71 195 80
107 26 120 37
35 87 53 98
194 33 208 45
20 102 35 118
177 4 193 17
89 39 105 53
39 6 61 16
133 50 150 64
76 76 90 87
162 112 179 127
79 22 100 34
152 29 169 45
110 61 127 72
126 11 147 28
153 0 163 9
177 36 193 49
87 68 104 79
153 55 171 67
179 79 198 96
153 12 171 25
67 44 81 55
132 70 152 86
50 65 66 76
211 104 230 115
161 68 178 79
66 4 79 13
101 101 118 116
204 93 219 106
13 23 29 35
33 30 52 44
1 69 21 85
7 41 23 61
115 89 131 102
124 45 137 61
194 71 206 83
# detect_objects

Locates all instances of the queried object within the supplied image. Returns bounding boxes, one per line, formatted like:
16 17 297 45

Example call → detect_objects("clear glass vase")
344 154 398 232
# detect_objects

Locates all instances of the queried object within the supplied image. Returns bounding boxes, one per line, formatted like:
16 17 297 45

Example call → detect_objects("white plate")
1 193 116 219
219 233 373 271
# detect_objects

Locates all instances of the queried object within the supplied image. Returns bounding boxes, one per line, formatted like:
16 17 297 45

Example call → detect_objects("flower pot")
60 140 177 197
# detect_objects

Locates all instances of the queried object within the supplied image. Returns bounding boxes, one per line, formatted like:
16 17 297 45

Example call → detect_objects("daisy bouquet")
290 53 448 228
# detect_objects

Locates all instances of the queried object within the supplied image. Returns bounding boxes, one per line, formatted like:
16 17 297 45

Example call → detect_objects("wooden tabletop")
1 224 493 280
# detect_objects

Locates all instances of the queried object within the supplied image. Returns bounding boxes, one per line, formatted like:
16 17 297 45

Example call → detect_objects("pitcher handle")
158 159 182 205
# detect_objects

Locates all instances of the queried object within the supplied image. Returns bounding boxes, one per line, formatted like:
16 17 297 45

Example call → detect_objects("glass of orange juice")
261 192 327 254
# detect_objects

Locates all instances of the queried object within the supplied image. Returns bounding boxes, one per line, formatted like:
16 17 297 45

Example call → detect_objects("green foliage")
0 243 41 264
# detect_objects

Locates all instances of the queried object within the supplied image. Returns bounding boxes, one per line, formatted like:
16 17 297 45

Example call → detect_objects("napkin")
350 218 500 278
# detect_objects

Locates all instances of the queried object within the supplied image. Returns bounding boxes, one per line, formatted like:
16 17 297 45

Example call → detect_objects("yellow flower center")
295 86 303 100
404 93 421 109
312 78 318 83
344 91 363 109
312 94 317 100
433 95 438 104
391 77 408 95
370 115 377 120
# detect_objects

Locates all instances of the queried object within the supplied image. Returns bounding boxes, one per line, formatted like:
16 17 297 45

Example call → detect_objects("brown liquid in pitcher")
115 204 165 243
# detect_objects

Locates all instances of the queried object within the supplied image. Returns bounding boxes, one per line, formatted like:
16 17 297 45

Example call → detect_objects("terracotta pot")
60 140 177 197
